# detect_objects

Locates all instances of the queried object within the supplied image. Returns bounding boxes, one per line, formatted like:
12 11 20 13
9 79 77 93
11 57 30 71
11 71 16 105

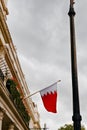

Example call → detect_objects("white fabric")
40 82 57 96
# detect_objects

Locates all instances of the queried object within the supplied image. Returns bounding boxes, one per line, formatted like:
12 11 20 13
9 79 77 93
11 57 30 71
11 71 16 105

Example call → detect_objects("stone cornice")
0 7 17 57
1 0 9 15
0 7 12 43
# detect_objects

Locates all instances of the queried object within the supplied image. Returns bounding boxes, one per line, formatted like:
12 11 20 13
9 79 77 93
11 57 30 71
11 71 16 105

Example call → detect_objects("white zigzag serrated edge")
40 83 57 96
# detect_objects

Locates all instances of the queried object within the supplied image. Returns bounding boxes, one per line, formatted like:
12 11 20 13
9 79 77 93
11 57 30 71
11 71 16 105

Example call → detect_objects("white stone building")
0 0 41 130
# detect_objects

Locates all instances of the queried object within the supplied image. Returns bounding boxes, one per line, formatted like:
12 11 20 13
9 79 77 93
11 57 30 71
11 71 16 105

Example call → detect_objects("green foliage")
6 79 30 125
58 124 85 130
7 79 20 99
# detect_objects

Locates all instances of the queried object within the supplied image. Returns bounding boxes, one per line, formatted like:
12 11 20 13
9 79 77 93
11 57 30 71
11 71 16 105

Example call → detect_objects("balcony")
0 70 30 129
6 79 30 126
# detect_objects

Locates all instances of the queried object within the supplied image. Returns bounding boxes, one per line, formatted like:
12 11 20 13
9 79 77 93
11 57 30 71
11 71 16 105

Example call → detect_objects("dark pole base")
72 115 82 130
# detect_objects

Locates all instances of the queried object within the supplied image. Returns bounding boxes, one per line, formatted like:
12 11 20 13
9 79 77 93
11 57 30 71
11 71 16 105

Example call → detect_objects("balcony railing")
5 78 30 128
0 67 31 129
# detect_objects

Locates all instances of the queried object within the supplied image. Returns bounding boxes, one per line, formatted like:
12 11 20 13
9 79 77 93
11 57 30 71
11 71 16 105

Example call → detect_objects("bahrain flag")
40 82 58 113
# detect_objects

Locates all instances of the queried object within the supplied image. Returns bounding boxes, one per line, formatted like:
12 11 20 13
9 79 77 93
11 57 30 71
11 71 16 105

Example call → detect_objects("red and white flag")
40 82 58 113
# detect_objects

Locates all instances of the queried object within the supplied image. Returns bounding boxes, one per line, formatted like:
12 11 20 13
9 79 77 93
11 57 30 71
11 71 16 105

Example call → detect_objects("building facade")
0 0 41 130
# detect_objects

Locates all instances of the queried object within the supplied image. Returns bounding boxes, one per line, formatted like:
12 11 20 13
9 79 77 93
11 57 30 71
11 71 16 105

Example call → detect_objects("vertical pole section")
68 1 82 130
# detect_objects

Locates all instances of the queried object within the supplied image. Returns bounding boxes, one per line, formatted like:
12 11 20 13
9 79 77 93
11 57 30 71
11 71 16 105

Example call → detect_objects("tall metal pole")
68 0 82 130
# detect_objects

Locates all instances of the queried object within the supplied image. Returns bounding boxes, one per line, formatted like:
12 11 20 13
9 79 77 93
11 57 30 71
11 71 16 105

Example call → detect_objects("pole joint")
68 0 76 16
72 114 82 121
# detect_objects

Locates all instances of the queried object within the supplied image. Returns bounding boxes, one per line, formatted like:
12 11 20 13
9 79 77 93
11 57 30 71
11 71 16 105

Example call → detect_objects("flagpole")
68 0 82 130
23 90 40 100
23 80 61 100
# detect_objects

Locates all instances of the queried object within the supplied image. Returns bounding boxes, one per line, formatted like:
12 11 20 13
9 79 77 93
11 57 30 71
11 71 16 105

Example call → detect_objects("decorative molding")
1 0 9 15
0 7 12 43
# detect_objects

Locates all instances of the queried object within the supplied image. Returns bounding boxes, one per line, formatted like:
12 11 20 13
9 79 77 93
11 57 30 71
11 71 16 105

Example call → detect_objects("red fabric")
41 91 57 113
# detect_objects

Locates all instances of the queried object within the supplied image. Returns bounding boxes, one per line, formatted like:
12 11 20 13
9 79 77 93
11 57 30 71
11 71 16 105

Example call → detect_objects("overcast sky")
7 0 87 130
